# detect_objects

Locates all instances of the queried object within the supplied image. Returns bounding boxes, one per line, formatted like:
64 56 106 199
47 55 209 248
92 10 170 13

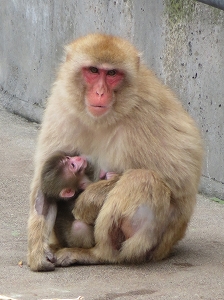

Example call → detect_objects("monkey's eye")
107 69 117 76
89 67 99 74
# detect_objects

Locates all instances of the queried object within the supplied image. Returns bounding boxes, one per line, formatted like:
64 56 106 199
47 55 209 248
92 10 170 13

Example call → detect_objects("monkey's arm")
73 175 120 224
28 189 57 271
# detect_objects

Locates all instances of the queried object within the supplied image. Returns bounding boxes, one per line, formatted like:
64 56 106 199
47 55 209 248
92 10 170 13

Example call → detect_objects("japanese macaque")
28 33 203 271
40 151 93 201
37 152 95 250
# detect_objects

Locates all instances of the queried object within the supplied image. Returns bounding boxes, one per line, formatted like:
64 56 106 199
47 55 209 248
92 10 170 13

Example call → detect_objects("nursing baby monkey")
28 33 203 271
39 151 118 250
39 152 94 250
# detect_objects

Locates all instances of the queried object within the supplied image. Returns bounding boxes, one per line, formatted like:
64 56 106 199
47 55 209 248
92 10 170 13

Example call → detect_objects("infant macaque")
40 151 95 249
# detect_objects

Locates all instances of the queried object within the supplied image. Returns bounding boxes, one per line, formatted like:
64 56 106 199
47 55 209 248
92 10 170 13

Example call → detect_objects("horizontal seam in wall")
202 175 224 185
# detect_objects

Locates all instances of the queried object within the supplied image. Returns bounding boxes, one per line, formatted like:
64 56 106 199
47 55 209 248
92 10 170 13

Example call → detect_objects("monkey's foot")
55 248 76 267
55 247 100 266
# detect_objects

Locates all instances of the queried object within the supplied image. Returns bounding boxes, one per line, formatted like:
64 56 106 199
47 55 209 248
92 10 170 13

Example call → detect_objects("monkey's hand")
28 243 56 272
73 176 119 224
100 170 118 180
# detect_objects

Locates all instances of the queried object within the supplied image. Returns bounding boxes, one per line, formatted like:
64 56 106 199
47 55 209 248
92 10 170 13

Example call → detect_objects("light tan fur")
28 33 203 271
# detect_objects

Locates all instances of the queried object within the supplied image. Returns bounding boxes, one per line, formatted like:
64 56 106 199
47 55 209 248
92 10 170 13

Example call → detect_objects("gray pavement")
0 105 224 300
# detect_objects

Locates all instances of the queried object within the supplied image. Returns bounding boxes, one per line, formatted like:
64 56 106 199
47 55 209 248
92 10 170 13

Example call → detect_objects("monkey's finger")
46 251 57 264
38 260 56 271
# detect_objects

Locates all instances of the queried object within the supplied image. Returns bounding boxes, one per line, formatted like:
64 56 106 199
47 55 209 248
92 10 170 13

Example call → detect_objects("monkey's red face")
82 66 124 117
65 156 87 175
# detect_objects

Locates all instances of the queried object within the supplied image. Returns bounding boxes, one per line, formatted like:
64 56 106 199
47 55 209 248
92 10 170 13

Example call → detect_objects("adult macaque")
38 152 95 250
28 33 203 271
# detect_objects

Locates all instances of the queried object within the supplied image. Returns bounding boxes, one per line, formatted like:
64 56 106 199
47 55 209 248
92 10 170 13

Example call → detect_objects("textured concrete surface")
0 1 224 198
0 105 224 299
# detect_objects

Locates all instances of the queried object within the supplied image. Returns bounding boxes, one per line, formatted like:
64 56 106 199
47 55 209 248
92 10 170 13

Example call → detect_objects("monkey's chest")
82 133 131 173
75 123 153 174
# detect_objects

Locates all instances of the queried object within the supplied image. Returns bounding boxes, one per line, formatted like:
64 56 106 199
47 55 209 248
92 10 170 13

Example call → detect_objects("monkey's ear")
64 44 76 62
59 188 76 198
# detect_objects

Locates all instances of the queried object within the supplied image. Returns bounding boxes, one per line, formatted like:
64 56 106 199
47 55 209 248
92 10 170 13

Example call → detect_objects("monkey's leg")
52 200 95 250
64 220 95 248
28 188 57 271
151 195 196 261
112 174 195 262
93 169 172 263
56 170 172 266
73 176 119 225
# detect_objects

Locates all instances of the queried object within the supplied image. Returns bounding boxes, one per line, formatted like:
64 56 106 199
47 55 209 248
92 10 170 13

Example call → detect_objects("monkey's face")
63 34 140 124
41 153 88 199
64 155 87 177
82 66 124 117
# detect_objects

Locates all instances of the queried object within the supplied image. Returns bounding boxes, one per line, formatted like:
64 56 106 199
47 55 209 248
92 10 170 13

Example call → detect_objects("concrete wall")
0 0 224 198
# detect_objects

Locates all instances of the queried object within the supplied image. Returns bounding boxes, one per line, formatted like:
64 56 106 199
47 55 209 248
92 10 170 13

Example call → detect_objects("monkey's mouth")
88 105 109 117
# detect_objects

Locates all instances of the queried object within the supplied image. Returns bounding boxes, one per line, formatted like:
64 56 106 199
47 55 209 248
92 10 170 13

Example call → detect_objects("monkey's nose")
96 91 104 97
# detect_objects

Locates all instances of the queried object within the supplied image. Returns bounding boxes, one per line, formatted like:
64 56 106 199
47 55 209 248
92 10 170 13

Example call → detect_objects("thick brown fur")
74 174 120 225
28 33 203 271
